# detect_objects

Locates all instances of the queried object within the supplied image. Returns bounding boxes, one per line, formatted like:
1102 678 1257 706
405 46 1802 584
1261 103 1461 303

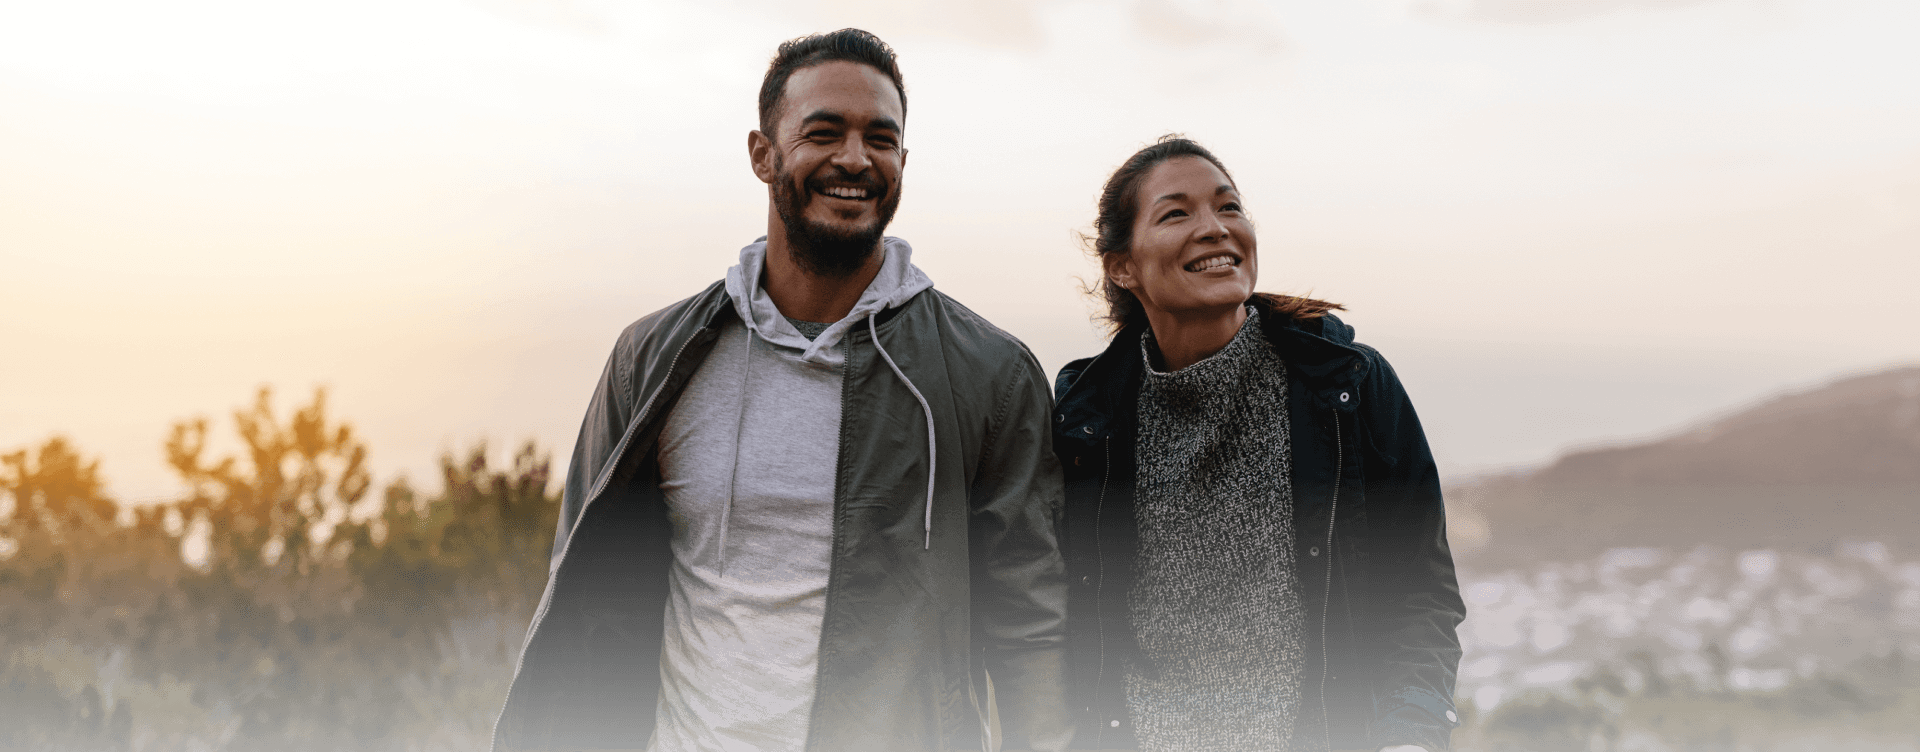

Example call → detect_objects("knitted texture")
1128 311 1311 752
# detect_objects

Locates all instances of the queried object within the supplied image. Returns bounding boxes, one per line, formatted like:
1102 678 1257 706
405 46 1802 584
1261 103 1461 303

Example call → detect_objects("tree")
1 435 120 637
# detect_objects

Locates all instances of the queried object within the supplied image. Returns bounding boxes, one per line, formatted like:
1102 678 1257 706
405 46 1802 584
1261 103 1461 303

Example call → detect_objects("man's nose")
829 135 873 173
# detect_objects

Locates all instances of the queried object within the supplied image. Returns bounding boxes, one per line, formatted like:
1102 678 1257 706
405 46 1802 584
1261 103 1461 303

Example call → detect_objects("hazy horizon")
5 0 1917 504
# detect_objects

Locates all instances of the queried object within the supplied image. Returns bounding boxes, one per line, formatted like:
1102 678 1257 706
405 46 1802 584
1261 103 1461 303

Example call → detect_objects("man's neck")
763 230 885 324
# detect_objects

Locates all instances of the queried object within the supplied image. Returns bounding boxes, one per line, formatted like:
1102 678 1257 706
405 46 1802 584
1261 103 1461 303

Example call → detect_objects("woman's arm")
1354 346 1466 751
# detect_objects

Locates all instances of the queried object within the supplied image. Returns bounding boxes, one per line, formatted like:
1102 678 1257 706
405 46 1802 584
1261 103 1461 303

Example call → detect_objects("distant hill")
1449 365 1920 570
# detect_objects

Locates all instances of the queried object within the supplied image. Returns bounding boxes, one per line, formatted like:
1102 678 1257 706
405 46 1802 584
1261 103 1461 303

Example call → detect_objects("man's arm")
969 353 1073 752
1355 348 1465 751
551 336 631 572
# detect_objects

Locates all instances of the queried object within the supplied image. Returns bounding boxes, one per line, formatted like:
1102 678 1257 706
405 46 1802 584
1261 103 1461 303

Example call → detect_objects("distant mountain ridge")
1450 365 1920 570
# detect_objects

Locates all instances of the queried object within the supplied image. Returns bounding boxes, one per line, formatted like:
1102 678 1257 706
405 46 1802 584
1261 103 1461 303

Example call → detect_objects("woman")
1051 135 1464 752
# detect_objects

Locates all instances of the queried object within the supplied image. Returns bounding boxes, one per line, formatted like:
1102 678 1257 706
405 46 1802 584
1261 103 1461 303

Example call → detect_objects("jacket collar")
1056 301 1367 440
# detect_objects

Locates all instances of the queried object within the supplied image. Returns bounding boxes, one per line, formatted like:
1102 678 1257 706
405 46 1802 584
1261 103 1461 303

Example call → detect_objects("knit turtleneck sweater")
1127 310 1311 752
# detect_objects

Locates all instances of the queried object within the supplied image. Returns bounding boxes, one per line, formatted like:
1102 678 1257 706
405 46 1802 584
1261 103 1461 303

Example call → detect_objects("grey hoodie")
648 236 935 752
723 236 934 367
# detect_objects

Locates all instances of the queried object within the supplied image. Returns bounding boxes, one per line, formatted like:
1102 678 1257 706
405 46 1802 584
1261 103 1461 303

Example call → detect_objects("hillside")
1450 365 1920 571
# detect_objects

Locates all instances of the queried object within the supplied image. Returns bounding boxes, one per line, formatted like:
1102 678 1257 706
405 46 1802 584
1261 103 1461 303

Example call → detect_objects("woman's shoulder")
1053 355 1098 401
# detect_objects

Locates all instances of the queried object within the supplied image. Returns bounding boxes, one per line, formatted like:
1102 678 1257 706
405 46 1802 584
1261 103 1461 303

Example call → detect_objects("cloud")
1131 0 1288 53
733 0 1287 55
799 0 1051 50
465 0 614 36
1407 0 1727 24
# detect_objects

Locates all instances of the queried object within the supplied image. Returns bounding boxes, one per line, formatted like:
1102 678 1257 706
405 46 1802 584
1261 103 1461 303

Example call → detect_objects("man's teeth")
1185 255 1236 272
824 186 868 199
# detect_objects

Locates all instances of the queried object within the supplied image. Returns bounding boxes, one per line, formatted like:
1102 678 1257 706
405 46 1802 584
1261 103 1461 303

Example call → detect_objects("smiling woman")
1051 135 1464 752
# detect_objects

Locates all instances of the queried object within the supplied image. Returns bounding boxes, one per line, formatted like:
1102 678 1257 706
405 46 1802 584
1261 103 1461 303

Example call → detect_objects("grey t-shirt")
785 316 831 341
650 318 842 752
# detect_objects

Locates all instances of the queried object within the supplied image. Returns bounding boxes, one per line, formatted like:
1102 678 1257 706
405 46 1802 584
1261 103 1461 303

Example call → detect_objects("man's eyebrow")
796 111 902 134
799 110 847 127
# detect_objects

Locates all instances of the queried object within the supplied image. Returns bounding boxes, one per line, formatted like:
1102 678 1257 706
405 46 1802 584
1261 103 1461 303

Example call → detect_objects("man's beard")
770 160 902 278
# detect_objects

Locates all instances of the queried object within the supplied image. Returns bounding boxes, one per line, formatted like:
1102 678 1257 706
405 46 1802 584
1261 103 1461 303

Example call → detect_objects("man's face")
755 61 906 277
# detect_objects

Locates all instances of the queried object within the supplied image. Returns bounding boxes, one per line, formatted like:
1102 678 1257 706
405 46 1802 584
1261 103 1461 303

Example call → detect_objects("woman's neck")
1144 304 1249 372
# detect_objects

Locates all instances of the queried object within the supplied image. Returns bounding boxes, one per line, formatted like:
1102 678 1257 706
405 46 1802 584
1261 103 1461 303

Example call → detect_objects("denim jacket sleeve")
1354 346 1466 751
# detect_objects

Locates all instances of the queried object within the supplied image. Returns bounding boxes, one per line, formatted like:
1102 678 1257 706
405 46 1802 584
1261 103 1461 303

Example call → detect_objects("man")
493 29 1071 752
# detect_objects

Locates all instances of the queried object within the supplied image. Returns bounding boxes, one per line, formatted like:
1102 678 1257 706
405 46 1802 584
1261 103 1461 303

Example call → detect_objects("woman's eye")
1159 209 1187 222
1221 202 1242 213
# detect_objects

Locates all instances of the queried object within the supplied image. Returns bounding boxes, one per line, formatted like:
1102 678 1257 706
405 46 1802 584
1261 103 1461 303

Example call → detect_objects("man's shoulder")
610 280 731 356
913 289 1044 380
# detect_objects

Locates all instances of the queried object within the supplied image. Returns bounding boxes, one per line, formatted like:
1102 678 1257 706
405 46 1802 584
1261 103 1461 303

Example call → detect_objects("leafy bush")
0 388 558 751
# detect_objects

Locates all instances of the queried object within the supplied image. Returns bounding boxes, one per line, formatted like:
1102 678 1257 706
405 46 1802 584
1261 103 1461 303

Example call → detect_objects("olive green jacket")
493 281 1071 752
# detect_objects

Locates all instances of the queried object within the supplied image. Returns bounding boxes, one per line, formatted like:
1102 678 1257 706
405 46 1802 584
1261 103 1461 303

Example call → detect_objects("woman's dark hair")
759 29 907 135
1088 134 1341 333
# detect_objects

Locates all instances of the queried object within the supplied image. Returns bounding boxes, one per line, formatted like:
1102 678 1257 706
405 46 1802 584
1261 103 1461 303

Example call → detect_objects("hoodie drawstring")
869 313 936 549
716 327 756 575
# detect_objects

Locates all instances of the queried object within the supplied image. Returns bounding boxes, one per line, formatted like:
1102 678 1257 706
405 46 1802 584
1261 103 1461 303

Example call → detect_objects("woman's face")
1107 156 1258 325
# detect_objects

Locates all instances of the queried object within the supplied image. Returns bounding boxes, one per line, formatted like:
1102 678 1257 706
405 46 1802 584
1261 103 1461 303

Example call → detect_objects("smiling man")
492 29 1071 752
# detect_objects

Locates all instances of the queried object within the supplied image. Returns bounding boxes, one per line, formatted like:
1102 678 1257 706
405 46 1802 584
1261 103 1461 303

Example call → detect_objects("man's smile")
820 185 871 200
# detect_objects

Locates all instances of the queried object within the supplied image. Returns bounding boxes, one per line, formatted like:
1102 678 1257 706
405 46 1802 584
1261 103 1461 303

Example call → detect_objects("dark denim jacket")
1050 299 1464 751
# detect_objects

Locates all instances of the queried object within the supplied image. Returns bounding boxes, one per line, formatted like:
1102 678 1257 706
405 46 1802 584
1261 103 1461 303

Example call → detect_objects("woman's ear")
1103 253 1135 291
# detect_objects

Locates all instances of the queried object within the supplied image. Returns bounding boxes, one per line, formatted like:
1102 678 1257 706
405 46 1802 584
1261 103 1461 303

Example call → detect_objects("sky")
3 0 1917 504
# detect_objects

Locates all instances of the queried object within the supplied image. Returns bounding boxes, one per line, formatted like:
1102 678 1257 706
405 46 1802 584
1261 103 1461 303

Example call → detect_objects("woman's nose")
1198 212 1231 241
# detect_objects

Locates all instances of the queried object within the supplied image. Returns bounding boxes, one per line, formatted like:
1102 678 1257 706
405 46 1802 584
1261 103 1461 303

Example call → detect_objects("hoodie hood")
724 236 934 367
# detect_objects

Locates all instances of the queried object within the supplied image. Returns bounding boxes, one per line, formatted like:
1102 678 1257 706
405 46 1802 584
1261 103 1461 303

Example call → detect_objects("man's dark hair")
758 29 907 135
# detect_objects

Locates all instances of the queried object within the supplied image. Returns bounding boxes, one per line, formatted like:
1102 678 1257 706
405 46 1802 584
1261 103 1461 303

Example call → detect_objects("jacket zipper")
1093 436 1112 747
490 332 703 752
1320 411 1342 752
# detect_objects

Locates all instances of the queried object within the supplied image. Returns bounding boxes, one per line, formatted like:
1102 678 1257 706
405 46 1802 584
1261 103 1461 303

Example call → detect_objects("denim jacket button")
1338 391 1350 403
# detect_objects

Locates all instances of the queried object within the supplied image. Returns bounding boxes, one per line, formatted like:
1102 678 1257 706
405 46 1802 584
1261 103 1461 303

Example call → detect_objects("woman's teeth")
1185 255 1236 272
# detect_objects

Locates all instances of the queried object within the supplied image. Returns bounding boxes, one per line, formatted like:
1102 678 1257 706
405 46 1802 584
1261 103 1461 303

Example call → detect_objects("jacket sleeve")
1356 348 1465 751
551 333 632 572
970 352 1074 752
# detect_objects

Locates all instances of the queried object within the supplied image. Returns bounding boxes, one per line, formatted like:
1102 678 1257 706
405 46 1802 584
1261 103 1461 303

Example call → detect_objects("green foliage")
0 387 559 751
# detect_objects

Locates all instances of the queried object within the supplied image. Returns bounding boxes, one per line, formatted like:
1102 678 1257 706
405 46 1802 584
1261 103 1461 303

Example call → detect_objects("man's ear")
1102 252 1135 291
748 130 775 184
